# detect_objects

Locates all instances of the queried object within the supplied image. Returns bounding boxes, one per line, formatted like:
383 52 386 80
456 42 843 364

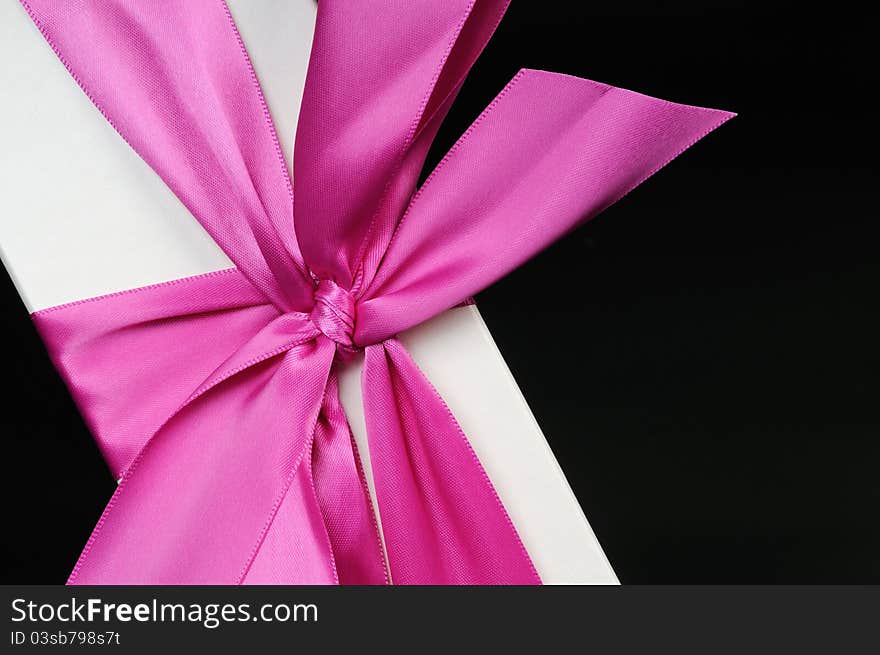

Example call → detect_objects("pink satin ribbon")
22 0 733 584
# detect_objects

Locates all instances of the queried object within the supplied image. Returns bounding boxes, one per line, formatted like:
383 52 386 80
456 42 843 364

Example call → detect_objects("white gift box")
0 0 617 584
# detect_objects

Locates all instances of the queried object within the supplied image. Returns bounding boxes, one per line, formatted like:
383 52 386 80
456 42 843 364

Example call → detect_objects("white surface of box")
0 0 617 584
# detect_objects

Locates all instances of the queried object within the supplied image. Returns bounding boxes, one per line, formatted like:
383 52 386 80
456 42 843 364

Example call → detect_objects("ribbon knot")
309 279 357 351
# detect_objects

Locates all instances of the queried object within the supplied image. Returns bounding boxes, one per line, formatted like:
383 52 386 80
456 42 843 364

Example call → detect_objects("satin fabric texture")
22 0 733 584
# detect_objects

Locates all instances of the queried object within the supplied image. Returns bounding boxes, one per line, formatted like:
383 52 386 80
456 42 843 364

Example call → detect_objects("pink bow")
24 0 733 584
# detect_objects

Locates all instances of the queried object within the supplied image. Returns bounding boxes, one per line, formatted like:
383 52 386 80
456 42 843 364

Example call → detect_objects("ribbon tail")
362 339 540 584
68 336 337 584
242 444 339 585
309 373 389 584
357 70 734 343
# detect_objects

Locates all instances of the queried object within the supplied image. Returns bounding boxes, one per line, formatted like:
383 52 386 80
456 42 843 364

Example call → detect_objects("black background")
2 2 878 583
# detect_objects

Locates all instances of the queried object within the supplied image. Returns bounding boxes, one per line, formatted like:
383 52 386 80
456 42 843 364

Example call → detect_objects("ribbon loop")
293 0 510 289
